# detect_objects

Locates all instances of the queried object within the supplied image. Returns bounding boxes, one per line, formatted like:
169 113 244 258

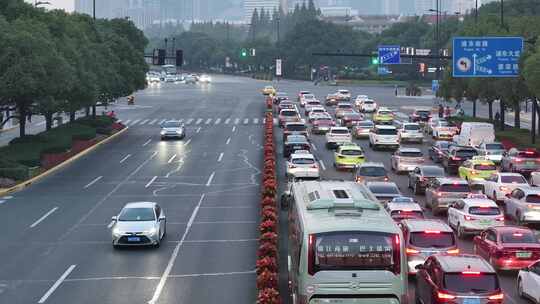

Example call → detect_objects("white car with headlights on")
199 74 211 83
111 202 166 248
160 120 185 140
447 198 504 239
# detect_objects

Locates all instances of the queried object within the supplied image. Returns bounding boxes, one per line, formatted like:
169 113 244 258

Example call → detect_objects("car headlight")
176 129 183 134
160 130 166 135
145 227 157 235
112 228 123 236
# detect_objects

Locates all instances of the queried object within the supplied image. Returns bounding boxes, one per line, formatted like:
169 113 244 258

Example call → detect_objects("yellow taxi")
334 144 365 170
373 107 394 124
262 86 276 96
458 156 498 181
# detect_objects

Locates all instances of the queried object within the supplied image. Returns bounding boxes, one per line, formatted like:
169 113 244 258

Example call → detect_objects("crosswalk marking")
273 118 278 125
132 119 141 125
186 118 194 125
243 118 249 125
149 119 158 125
253 118 259 124
123 117 267 127
234 118 240 125
224 118 231 124
195 118 202 125
124 119 132 125
178 119 184 124
159 119 166 124
214 118 221 125
205 118 212 125
262 118 266 124
140 119 149 125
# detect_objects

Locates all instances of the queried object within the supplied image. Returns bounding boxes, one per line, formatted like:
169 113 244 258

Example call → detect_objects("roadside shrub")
41 145 70 155
0 167 29 181
257 242 278 258
256 256 278 274
260 232 278 244
256 269 278 290
96 126 113 135
77 115 114 128
256 288 280 304
259 219 277 234
9 135 48 145
72 133 96 141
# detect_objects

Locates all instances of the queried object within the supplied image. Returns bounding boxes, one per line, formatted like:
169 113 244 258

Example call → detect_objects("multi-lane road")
0 75 528 304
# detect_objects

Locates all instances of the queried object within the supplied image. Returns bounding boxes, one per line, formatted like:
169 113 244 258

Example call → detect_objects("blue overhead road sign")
453 37 523 78
378 45 401 64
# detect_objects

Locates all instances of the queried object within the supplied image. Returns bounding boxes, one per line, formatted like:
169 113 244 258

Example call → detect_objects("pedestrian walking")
394 85 398 96
438 104 444 118
495 111 501 123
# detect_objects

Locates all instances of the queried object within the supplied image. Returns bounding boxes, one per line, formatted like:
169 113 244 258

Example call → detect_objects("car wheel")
457 223 465 239
518 278 525 299
154 240 160 248
516 211 524 226
414 182 421 195
113 244 120 250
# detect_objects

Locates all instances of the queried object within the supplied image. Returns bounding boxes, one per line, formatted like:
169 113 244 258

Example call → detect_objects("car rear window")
281 110 297 116
422 167 445 176
443 273 499 293
518 151 540 158
292 158 315 165
341 149 363 156
312 232 396 272
455 149 478 157
364 100 374 104
378 128 397 135
501 231 538 244
468 207 501 215
304 94 315 99
439 184 471 192
286 125 307 132
417 111 430 116
474 164 497 170
525 195 540 204
404 125 420 130
410 231 455 248
369 185 400 195
338 104 353 109
400 151 423 157
332 129 349 134
486 143 505 150
358 122 374 127
358 166 386 177
390 210 424 219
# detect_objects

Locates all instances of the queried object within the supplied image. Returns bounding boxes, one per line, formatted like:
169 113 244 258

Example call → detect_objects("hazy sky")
26 0 73 11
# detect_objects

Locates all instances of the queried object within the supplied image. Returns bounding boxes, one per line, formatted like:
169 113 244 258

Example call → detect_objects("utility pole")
500 0 505 29
172 38 176 60
475 0 478 24
93 0 95 20
276 16 280 45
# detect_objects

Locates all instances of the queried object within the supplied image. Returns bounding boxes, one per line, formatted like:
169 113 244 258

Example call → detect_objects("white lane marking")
124 120 132 125
186 118 194 125
243 118 249 124
184 138 192 146
149 119 158 125
84 176 103 189
140 119 149 125
196 118 203 125
217 153 224 162
196 127 201 133
234 118 240 125
132 119 140 125
167 154 177 164
214 118 221 125
159 119 166 124
232 126 236 132
224 118 230 124
30 207 59 228
253 118 259 124
319 160 326 170
205 118 212 125
148 194 205 304
0 200 5 205
3 196 13 199
226 137 231 145
119 154 131 164
311 143 318 151
38 265 77 303
142 139 152 147
145 176 158 188
167 270 255 278
206 172 215 186
263 117 266 124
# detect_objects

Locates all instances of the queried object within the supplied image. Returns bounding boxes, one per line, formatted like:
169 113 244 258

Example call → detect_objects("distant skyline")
25 0 74 11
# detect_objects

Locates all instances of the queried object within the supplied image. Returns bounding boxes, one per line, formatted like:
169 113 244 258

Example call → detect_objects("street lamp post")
500 0 505 29
475 0 478 24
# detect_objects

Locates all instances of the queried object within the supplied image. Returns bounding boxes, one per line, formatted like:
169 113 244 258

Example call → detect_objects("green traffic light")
241 48 247 57
371 57 379 65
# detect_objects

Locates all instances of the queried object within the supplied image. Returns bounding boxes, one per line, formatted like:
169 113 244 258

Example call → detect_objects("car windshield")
358 122 374 127
500 175 527 183
338 104 352 109
440 184 470 192
341 149 363 156
281 111 297 116
404 125 420 130
364 100 374 104
444 273 499 293
455 149 477 157
162 121 182 128
358 166 386 177
410 231 455 248
525 195 540 204
118 208 155 221
378 111 391 115
486 143 504 150
422 167 445 176
286 125 306 132
474 164 497 170
400 151 422 157
292 158 315 165
501 231 538 243
378 129 397 135
307 101 320 105
331 129 349 134
304 94 315 99
417 111 430 116
287 136 307 143
369 184 399 194
468 207 500 215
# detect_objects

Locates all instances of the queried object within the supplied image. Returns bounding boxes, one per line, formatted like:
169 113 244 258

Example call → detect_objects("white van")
453 122 495 147
281 181 407 304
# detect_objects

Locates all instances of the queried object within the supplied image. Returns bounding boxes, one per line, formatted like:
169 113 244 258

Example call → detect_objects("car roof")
460 198 498 207
387 202 423 211
124 202 157 208
491 225 534 234
402 122 420 126
435 254 495 273
401 219 452 232
398 147 422 153
414 107 432 111
280 108 298 113
337 102 352 106
435 177 468 184
375 125 396 129
358 162 385 167
339 144 362 150
357 120 374 125
330 126 349 131
366 181 399 188
378 107 391 111
497 172 525 177
290 153 315 159
469 158 495 165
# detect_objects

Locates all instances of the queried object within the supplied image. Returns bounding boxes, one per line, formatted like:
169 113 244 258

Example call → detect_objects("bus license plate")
127 237 140 242
516 251 532 258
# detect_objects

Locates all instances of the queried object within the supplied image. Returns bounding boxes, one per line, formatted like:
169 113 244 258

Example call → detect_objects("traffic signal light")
371 57 379 65
241 48 248 58
176 50 183 67
157 49 166 65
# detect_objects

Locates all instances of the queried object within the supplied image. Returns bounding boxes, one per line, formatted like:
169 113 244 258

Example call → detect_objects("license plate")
463 298 480 304
479 220 493 225
127 237 140 242
293 146 302 149
516 251 532 258
527 161 536 166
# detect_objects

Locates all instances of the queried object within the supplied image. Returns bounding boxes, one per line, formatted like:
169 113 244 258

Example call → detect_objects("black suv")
442 146 478 174
408 165 445 194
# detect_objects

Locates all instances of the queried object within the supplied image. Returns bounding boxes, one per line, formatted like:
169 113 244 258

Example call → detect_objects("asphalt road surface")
0 75 527 304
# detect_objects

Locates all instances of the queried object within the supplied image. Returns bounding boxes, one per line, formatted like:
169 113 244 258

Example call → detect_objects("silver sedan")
111 202 166 248
160 120 186 140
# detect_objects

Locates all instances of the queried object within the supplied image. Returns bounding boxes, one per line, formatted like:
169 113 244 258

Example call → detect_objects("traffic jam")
268 86 540 304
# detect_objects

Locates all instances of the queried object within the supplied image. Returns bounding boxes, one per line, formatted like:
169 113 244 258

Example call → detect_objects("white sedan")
447 198 504 239
286 152 320 179
478 172 529 202
518 260 540 303
111 202 166 248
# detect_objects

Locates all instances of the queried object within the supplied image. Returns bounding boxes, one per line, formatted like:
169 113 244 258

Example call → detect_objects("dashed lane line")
319 159 326 170
30 207 59 228
217 152 224 162
83 176 103 189
145 176 157 188
38 265 77 303
119 154 131 164
167 154 177 164
206 172 215 187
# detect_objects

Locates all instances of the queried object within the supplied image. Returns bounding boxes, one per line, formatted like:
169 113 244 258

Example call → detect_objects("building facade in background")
244 0 287 21
381 0 399 15
414 0 433 15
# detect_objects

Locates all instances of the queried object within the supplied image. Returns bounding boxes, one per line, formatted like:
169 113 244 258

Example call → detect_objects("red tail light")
384 176 389 181
288 164 296 169
451 156 462 161
488 293 504 300
424 230 441 234
437 292 456 300
393 234 401 275
496 217 505 222
437 192 443 197
310 164 318 169
447 248 460 254
515 158 523 163
462 271 481 275
471 170 478 175
406 248 420 255
308 234 315 276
